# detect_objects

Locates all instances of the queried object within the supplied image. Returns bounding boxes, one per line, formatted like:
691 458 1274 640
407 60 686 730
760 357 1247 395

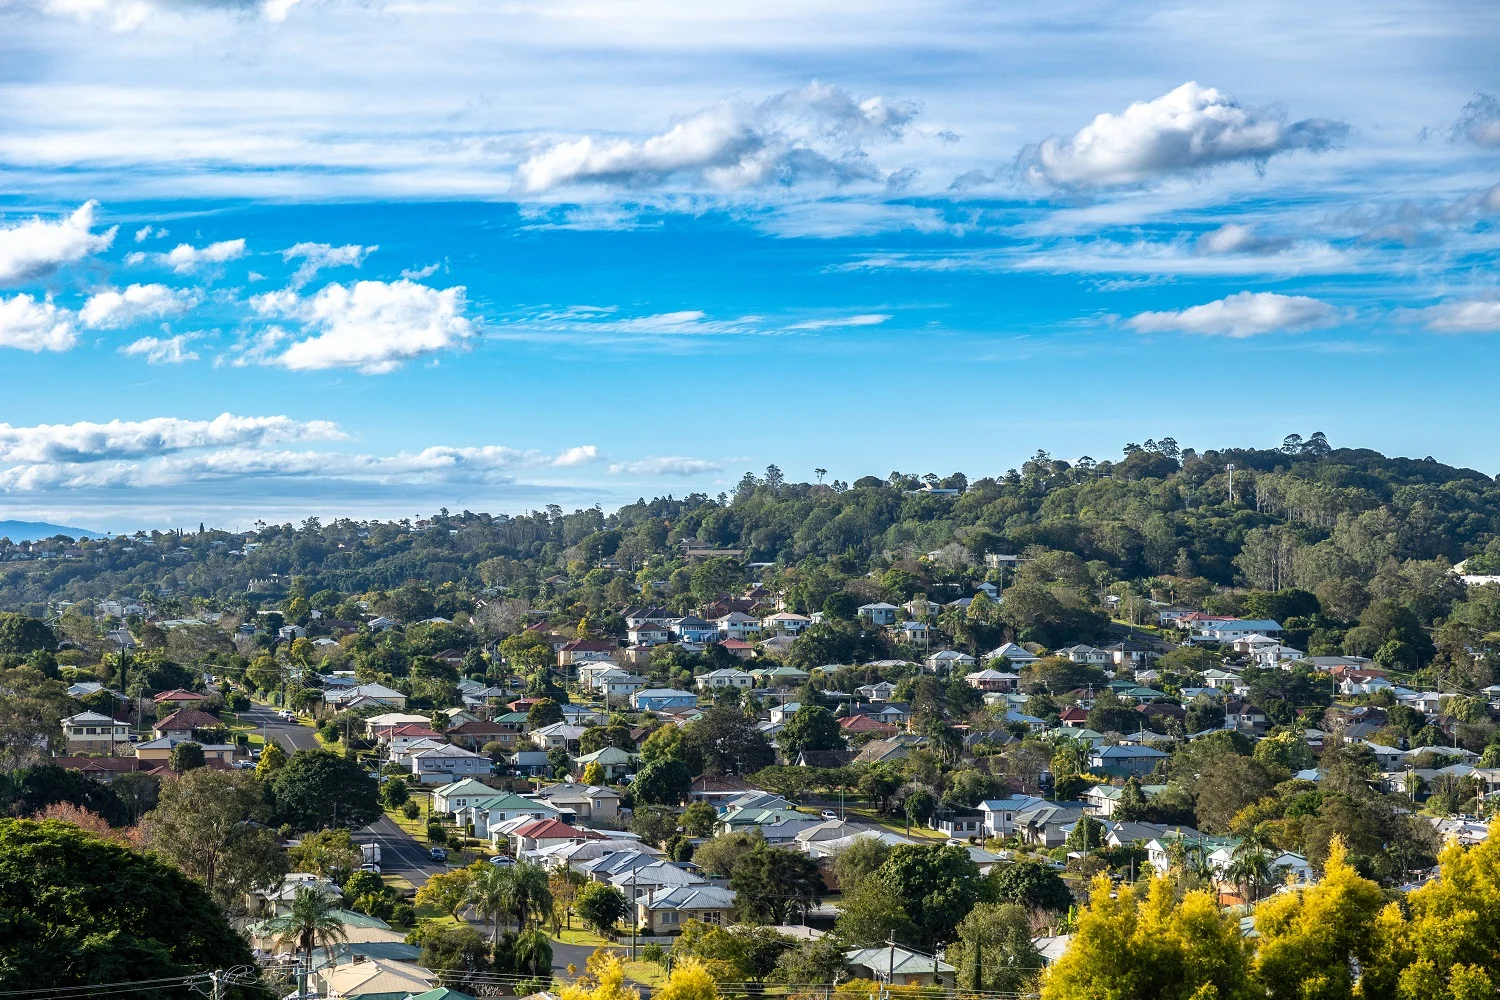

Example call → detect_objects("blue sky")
1 0 1499 530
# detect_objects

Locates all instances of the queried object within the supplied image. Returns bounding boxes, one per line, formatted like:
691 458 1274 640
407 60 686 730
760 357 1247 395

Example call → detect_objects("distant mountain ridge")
0 520 106 542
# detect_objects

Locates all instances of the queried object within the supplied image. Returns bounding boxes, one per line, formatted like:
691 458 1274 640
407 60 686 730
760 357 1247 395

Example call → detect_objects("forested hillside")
6 434 1500 687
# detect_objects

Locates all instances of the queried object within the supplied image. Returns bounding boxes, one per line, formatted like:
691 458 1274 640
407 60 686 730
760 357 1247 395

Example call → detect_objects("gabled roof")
152 688 206 702
433 777 493 798
154 708 221 731
512 818 589 839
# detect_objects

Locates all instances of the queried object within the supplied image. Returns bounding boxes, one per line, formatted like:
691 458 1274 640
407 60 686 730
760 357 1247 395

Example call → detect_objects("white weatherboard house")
409 744 489 784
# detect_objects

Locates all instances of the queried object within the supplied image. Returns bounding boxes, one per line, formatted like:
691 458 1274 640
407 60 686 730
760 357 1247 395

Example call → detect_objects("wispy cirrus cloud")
248 278 474 373
283 242 376 288
120 332 203 364
786 313 891 331
516 82 919 193
1128 291 1340 337
1018 82 1349 188
0 201 116 285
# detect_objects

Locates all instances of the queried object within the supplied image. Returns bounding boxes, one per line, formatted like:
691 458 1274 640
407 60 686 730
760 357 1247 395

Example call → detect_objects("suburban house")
1088 744 1170 776
1195 619 1284 642
431 777 499 814
715 612 762 640
858 602 898 626
511 818 603 855
965 668 1020 692
409 744 490 784
926 649 976 672
532 782 622 825
572 746 638 782
638 885 738 934
979 796 1046 838
152 708 221 740
845 947 955 988
151 688 209 713
326 683 407 709
1014 802 1088 847
60 712 132 755
672 616 720 643
985 642 1040 670
136 735 235 764
632 689 699 712
558 639 616 666
446 719 514 752
760 612 812 635
696 668 756 690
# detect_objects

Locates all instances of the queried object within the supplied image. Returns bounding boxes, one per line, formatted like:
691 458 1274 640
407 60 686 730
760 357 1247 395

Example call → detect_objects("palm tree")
1224 850 1273 905
267 886 348 999
470 863 519 945
510 862 554 930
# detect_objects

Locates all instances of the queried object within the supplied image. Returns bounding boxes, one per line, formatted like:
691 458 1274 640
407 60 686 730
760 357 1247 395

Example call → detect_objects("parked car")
820 810 840 820
358 862 381 874
429 847 448 861
488 855 515 867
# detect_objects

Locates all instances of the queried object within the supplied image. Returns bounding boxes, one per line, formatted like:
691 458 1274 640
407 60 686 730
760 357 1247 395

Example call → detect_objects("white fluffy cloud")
0 202 116 285
551 445 601 467
283 242 376 287
608 456 722 476
516 82 919 192
79 283 198 328
0 294 77 352
1019 82 1349 188
1128 291 1339 337
162 238 247 274
120 333 201 364
1195 224 1293 255
1416 298 1500 333
0 413 344 465
250 278 474 373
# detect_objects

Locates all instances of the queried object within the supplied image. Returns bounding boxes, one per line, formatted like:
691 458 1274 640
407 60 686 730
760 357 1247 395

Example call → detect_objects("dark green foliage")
271 749 382 832
633 758 691 805
776 704 843 755
8 765 129 826
0 818 254 990
0 614 57 654
875 844 983 949
729 845 825 925
682 704 775 776
988 859 1073 912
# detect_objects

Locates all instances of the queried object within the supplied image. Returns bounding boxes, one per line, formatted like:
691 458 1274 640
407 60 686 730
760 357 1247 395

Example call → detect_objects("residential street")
240 703 321 752
353 814 444 887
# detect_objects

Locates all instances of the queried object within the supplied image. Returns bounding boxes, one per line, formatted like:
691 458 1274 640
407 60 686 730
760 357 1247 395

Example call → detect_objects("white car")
820 810 840 820
358 862 382 874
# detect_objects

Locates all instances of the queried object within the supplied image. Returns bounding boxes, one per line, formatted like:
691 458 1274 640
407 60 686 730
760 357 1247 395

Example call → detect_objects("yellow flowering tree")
1041 874 1252 1000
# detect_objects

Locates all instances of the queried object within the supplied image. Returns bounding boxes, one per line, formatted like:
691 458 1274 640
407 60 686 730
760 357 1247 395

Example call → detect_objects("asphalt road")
240 703 321 752
354 814 445 887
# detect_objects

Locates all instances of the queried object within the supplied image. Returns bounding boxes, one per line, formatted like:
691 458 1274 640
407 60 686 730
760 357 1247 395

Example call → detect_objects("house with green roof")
432 777 497 814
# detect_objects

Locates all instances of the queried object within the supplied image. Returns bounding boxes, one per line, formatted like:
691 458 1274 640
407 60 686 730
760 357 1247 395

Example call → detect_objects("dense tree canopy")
0 819 255 992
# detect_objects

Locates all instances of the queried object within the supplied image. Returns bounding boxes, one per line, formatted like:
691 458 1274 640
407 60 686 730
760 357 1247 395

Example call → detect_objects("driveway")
240 703 320 752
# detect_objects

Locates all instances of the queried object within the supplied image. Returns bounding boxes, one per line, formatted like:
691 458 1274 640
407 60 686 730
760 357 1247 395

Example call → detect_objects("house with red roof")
153 708 222 740
838 714 898 737
152 689 208 712
510 817 605 855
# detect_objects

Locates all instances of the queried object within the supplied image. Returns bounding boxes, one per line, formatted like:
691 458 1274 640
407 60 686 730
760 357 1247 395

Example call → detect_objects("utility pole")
1226 464 1236 505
